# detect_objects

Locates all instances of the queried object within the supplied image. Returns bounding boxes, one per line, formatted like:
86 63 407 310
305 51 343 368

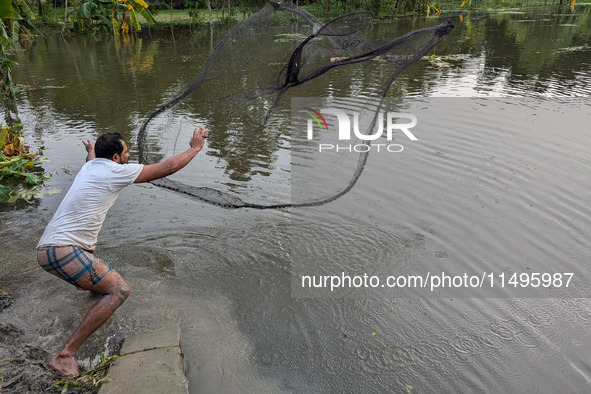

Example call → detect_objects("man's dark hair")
95 133 124 159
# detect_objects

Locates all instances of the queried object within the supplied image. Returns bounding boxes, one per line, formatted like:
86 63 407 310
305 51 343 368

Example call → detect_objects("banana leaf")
112 16 119 35
96 11 112 32
0 184 16 202
0 158 49 184
10 18 18 38
0 183 60 203
12 0 34 20
0 0 14 19
129 7 140 31
0 18 12 46
0 126 7 149
79 1 98 19
128 0 155 24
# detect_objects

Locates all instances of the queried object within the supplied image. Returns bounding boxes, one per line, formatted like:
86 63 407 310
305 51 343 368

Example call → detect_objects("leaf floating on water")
274 33 309 43
0 185 60 203
0 185 14 202
558 44 590 53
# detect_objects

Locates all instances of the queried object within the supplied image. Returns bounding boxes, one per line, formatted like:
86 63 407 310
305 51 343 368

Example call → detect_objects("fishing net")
137 1 453 208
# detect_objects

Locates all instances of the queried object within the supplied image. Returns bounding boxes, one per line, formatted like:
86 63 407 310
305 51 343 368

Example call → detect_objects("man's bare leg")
50 270 130 376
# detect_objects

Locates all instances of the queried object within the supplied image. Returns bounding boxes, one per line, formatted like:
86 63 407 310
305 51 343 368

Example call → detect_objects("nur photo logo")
302 106 418 153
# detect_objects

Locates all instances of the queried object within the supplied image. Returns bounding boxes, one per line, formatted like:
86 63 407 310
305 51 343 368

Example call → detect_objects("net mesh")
137 1 454 208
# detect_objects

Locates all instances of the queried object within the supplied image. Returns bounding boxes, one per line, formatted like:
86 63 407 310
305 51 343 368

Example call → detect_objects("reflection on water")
1 5 590 393
388 7 591 96
8 6 591 175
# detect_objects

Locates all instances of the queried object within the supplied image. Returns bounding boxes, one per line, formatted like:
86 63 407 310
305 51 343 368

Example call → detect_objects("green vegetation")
0 19 18 101
74 0 156 35
1 0 37 34
52 0 156 35
1 0 37 102
0 124 54 203
0 4 52 203
49 346 179 393
49 350 116 393
25 0 583 36
1 0 37 107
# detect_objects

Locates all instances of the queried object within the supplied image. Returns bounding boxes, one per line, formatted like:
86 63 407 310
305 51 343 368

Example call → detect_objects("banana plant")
0 0 14 20
0 20 18 100
71 0 154 35
0 0 38 100
111 0 156 35
6 0 36 34
71 0 112 34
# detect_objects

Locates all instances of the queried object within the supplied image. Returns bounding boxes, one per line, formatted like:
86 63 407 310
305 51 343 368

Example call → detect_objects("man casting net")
137 2 453 208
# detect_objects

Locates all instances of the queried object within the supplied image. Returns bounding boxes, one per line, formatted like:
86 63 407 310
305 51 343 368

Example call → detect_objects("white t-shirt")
38 158 144 251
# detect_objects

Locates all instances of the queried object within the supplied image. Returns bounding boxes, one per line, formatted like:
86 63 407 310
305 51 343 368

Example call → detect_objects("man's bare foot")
50 353 80 377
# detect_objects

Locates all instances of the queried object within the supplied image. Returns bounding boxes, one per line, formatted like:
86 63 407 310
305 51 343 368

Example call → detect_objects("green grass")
152 9 193 24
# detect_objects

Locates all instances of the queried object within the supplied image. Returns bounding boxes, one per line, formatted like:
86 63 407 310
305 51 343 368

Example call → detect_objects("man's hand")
189 126 208 152
82 139 96 162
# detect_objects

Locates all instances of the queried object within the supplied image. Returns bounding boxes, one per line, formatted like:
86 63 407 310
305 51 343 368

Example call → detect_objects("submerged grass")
49 350 116 393
48 345 179 393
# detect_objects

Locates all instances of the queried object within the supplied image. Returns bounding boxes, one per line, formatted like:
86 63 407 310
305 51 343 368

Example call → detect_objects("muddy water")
1 6 591 392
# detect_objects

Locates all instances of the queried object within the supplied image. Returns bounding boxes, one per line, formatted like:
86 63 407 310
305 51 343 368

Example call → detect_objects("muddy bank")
0 268 123 393
0 283 61 392
1 209 63 391
0 201 101 391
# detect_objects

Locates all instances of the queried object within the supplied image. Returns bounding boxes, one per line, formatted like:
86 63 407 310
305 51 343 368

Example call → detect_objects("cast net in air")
137 1 453 208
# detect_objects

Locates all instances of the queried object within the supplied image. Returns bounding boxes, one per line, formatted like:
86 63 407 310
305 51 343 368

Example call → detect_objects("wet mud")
0 287 61 393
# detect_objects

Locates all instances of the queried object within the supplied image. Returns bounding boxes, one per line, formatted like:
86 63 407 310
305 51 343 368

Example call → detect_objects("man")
36 126 207 376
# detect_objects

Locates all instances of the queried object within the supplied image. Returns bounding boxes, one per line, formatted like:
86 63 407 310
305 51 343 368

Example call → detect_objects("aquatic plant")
0 124 54 203
49 345 179 393
49 350 116 393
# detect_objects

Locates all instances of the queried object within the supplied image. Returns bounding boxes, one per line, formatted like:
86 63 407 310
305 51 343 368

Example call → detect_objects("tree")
0 0 34 104
110 0 156 35
69 0 155 35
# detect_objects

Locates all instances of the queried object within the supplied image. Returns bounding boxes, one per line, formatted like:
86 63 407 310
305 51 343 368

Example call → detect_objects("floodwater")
1 4 591 392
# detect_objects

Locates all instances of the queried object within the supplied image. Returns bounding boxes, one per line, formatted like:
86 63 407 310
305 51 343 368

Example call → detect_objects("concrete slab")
99 327 188 394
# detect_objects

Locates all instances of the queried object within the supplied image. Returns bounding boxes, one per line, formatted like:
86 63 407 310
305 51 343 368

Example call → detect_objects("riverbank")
1 278 188 393
28 0 582 37
0 251 129 393
0 278 61 392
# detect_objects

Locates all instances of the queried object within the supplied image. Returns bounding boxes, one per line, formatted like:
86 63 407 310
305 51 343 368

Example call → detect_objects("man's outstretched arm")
134 126 208 184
